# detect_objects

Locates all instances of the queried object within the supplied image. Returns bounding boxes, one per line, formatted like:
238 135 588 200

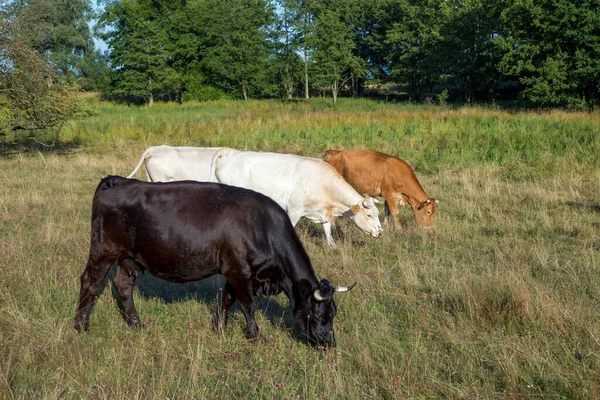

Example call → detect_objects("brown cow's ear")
351 204 361 214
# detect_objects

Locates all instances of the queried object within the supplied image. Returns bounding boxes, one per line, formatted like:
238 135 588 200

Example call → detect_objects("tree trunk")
332 81 338 104
304 48 309 99
149 94 154 107
242 84 248 100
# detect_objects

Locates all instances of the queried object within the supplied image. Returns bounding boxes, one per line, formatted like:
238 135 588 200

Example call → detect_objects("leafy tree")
386 0 450 101
195 0 275 100
497 0 600 108
286 0 316 98
310 0 367 103
273 0 305 98
78 49 112 92
439 0 505 101
351 0 395 95
44 0 95 76
97 0 182 104
0 0 77 143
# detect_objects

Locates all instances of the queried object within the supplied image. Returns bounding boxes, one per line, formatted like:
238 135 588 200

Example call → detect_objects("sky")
92 1 108 53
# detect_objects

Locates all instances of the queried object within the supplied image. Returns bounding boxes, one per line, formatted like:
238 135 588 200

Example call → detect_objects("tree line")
2 0 600 133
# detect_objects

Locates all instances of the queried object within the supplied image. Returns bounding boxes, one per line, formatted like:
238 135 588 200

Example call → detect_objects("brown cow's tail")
323 149 341 160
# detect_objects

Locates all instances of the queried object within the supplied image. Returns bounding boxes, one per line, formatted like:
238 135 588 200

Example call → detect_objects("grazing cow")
127 145 223 182
74 176 355 347
324 149 437 230
210 148 383 248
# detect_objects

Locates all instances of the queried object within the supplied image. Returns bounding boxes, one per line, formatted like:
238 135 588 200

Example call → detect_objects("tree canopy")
4 0 600 108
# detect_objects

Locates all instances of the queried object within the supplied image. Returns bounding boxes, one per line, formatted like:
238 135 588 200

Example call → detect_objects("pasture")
1 98 599 398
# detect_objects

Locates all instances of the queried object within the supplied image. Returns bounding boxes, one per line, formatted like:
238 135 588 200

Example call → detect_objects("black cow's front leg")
214 281 237 333
113 259 141 328
226 279 259 340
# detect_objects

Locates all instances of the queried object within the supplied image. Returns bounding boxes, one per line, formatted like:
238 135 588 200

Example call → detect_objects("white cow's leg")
322 221 337 249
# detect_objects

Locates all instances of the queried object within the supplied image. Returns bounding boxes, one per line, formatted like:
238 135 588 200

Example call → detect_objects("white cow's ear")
373 198 383 204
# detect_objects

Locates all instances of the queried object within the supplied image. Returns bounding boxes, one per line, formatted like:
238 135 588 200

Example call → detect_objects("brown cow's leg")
214 281 237 333
113 259 141 328
383 194 401 230
74 256 114 332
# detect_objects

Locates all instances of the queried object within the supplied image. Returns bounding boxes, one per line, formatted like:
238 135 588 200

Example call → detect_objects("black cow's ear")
298 279 314 301
313 279 335 301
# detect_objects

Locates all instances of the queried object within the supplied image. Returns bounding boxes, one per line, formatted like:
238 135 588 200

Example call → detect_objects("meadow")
1 98 599 399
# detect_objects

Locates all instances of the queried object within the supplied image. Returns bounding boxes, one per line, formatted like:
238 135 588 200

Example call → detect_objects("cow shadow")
564 201 600 214
114 270 296 333
0 139 80 158
296 218 370 249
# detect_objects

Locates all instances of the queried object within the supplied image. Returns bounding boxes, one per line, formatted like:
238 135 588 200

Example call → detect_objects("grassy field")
1 98 599 398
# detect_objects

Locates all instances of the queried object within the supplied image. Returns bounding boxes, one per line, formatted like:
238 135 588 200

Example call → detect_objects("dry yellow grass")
0 99 599 398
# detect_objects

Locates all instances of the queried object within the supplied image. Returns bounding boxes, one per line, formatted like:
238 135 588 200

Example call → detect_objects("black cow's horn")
333 282 356 292
313 289 327 301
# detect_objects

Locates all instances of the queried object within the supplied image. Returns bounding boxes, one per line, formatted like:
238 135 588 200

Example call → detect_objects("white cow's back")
131 145 222 182
213 149 362 218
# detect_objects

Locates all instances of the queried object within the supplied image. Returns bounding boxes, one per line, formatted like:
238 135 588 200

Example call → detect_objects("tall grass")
1 98 599 398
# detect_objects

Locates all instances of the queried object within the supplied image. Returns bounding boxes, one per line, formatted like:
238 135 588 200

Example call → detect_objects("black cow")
74 176 355 347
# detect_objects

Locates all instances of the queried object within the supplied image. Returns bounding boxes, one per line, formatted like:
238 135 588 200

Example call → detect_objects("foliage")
497 0 600 108
385 0 450 101
43 0 95 76
194 0 276 100
97 0 182 105
309 0 367 103
0 0 78 143
439 0 505 101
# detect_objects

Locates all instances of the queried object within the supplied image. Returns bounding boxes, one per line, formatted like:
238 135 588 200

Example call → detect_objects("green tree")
273 0 305 98
0 0 77 143
310 0 367 103
386 0 450 101
497 0 600 108
440 0 505 101
97 0 182 104
198 0 274 99
44 0 95 76
351 0 395 95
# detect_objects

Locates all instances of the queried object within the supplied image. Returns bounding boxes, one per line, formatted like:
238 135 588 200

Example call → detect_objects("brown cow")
324 149 437 230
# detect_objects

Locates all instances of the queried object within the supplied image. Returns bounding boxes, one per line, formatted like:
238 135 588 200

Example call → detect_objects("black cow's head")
294 279 355 348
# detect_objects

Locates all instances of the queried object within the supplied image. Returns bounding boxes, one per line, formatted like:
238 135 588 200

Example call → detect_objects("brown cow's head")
414 198 437 227
294 279 355 348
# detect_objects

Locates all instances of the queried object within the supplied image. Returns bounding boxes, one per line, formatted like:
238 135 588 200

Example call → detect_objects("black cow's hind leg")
214 281 237 333
113 258 141 328
74 256 114 332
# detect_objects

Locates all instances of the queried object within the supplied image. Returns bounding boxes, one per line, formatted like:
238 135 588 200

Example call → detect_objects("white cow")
210 148 384 248
127 145 223 181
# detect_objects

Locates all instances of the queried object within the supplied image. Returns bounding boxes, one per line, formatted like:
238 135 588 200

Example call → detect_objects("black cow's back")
91 176 301 283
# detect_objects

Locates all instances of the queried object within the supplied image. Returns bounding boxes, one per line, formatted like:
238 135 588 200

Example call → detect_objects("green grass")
1 98 599 398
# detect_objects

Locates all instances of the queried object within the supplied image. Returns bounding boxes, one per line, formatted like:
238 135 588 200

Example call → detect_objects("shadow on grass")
564 201 600 214
110 269 296 334
0 139 80 158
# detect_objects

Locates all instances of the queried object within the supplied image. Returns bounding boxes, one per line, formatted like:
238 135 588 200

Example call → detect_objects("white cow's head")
345 196 383 238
